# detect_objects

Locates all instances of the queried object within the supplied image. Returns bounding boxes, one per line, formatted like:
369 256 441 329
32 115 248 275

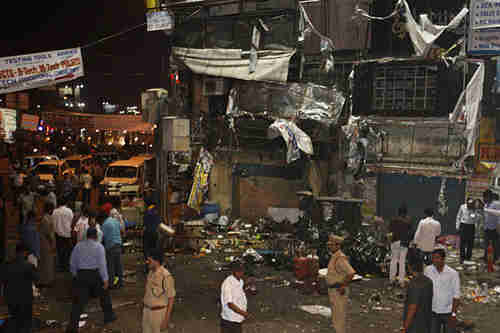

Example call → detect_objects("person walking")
39 202 56 287
456 198 481 263
109 197 126 235
62 173 73 203
18 186 35 225
424 248 460 333
389 205 412 287
325 234 356 333
414 208 441 265
401 255 433 333
67 228 116 333
53 198 74 271
73 206 91 243
143 248 176 333
39 185 57 212
0 243 39 333
143 198 161 273
101 209 123 289
220 261 249 333
80 167 93 207
482 190 500 261
21 211 41 265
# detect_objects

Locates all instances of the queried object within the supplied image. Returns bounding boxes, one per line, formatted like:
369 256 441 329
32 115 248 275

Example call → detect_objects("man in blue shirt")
67 228 116 333
483 190 500 261
101 210 123 289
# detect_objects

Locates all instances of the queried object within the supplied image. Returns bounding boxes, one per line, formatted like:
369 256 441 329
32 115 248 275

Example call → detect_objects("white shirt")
52 205 74 238
74 216 89 242
414 217 441 252
456 204 481 230
221 274 247 323
424 264 460 314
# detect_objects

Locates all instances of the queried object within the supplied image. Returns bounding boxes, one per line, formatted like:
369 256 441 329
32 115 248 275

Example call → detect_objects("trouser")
459 224 475 261
328 287 349 333
220 318 242 333
142 307 167 333
431 312 456 333
484 229 499 261
82 189 91 206
106 245 123 286
390 241 408 283
55 234 72 270
6 302 32 333
69 269 114 331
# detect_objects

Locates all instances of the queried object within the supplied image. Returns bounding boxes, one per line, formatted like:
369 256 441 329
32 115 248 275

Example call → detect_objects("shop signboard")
479 143 500 161
469 0 500 54
21 113 39 131
146 10 174 32
0 108 17 142
0 48 84 94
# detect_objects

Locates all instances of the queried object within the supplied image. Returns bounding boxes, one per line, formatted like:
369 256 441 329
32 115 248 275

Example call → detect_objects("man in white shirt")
424 248 460 333
456 199 481 263
52 198 74 271
220 261 249 333
414 208 441 265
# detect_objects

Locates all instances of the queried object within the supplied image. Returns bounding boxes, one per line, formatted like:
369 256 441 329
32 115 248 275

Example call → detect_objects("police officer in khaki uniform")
326 234 355 333
143 248 176 333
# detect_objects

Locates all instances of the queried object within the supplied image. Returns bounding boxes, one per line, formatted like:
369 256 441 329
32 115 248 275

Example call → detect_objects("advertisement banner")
0 108 17 142
470 0 500 30
0 48 84 94
21 113 39 131
468 28 500 54
479 143 500 161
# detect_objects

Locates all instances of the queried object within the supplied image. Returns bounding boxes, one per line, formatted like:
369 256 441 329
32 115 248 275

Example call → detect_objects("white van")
100 155 155 197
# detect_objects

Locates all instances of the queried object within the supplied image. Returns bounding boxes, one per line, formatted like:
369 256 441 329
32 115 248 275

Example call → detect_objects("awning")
172 47 295 83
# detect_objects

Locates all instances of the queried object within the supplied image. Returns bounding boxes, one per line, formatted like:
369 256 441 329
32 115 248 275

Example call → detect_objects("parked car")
23 154 59 169
100 154 155 197
32 160 74 184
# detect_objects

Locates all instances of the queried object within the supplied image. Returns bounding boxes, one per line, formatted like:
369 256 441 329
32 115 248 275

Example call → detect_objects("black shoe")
104 313 117 325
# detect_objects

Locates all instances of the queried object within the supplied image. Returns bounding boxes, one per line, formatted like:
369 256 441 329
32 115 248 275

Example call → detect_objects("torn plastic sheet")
299 305 332 318
268 119 313 164
342 116 385 176
229 81 346 125
449 61 484 170
403 0 468 57
298 3 334 50
353 1 402 21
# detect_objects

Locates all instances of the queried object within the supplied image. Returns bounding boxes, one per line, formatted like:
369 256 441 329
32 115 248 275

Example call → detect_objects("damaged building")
156 0 484 235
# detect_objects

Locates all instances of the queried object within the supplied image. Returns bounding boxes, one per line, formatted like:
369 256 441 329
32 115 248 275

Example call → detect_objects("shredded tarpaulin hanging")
187 147 215 212
449 61 484 170
402 0 468 57
268 119 313 164
437 178 448 217
353 1 403 21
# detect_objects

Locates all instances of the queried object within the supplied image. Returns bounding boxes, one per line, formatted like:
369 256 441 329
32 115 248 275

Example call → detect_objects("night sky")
1 0 169 109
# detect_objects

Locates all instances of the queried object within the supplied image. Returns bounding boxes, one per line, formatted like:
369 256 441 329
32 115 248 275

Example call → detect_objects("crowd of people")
384 188 500 333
